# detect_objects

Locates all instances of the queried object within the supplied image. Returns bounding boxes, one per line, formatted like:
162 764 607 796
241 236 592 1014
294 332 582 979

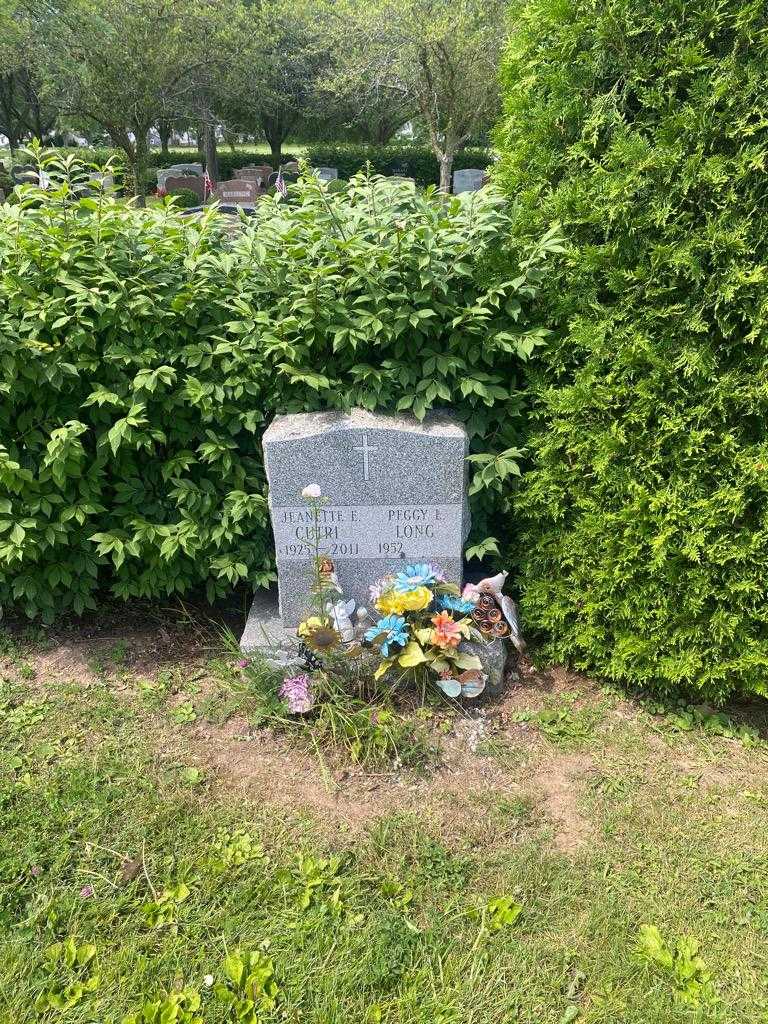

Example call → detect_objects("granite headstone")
263 409 470 627
452 168 486 194
157 163 203 191
234 164 273 186
315 166 339 182
211 178 260 207
164 175 205 202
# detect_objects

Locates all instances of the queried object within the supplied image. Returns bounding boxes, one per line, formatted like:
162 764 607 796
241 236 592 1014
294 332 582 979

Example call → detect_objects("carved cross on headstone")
353 433 379 482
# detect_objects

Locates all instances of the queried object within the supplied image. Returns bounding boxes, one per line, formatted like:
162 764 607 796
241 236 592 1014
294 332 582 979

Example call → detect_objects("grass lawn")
2 606 768 1023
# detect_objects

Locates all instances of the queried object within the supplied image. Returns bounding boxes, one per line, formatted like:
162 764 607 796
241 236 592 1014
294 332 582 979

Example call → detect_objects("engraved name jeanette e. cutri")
272 504 463 560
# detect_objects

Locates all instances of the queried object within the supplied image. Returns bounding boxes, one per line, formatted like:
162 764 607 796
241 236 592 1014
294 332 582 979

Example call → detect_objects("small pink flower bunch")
279 673 314 714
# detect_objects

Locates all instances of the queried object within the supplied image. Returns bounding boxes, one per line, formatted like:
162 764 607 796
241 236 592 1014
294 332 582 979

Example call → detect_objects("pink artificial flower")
369 576 395 602
279 673 314 714
80 884 95 898
237 658 249 669
462 583 480 603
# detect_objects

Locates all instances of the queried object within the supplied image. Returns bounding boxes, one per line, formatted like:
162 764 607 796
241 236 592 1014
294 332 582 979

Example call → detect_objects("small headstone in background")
452 168 486 194
156 163 203 191
234 164 273 187
88 171 115 189
164 175 205 202
259 409 470 627
211 178 260 208
315 166 339 182
11 164 38 185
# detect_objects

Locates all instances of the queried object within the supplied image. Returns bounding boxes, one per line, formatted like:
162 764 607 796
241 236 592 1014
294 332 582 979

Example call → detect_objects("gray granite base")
239 588 303 670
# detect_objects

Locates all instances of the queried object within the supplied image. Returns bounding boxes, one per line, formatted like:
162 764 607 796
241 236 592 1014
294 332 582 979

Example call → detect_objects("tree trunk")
438 152 453 193
202 121 218 184
261 114 286 169
159 118 172 158
131 130 149 208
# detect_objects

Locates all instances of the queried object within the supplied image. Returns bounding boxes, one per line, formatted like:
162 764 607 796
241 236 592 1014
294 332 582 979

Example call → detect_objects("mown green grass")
2 640 768 1023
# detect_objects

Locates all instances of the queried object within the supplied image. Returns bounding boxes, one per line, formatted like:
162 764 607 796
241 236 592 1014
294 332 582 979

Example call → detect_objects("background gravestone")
164 175 205 202
262 409 470 626
211 178 260 207
452 168 486 194
157 163 203 190
234 165 273 186
315 166 339 182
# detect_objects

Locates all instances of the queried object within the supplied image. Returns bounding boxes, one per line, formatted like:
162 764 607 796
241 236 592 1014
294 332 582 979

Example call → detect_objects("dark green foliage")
0 154 558 620
303 143 494 187
496 0 768 702
167 187 202 209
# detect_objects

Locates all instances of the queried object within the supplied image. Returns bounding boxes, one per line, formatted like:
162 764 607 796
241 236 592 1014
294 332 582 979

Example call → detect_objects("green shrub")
303 144 494 188
496 0 768 702
167 187 202 209
0 154 558 620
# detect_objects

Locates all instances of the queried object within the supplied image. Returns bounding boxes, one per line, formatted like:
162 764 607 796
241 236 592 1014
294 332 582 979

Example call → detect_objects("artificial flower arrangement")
278 484 525 714
363 563 488 698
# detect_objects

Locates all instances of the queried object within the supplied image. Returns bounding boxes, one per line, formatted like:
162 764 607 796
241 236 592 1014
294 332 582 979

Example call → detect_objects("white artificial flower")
301 483 322 498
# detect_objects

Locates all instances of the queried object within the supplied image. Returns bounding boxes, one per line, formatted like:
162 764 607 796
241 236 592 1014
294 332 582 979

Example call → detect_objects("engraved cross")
353 433 379 482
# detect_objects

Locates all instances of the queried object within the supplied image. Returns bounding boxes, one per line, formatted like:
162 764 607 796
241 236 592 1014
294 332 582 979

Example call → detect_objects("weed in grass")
628 691 764 747
137 676 168 708
635 924 714 1006
141 882 191 930
224 649 435 769
123 988 202 1024
213 949 280 1022
411 839 473 890
177 766 206 787
34 937 99 1014
169 702 197 725
589 772 635 800
514 693 603 745
482 895 523 932
109 640 130 667
209 830 268 873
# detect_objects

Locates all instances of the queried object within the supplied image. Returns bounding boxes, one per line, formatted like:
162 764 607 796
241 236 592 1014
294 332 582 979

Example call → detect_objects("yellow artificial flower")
376 586 432 615
297 616 324 638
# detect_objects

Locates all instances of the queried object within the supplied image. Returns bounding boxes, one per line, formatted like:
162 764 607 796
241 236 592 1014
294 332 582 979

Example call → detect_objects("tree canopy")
330 0 509 189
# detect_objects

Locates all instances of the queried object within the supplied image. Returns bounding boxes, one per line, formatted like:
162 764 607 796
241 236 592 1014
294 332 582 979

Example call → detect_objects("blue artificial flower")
394 563 438 593
364 615 409 657
437 594 477 615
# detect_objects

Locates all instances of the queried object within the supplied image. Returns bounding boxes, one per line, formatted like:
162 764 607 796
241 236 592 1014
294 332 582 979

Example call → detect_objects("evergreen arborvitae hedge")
497 0 768 702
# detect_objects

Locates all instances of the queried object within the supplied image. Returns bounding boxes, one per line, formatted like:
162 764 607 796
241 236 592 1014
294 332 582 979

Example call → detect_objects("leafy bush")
496 0 768 702
0 154 559 620
304 144 494 187
167 187 202 209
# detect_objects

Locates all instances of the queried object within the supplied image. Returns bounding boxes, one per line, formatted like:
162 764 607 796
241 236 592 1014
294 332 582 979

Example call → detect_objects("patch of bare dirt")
156 694 595 856
14 627 603 855
527 753 595 854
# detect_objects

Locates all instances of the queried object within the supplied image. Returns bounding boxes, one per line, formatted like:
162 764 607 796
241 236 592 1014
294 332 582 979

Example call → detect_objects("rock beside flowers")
460 638 509 696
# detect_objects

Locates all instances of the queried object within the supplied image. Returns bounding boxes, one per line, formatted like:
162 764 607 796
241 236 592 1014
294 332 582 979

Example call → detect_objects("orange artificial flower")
430 611 462 649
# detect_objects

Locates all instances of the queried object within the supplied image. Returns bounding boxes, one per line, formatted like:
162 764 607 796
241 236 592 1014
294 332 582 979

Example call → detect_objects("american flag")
203 170 215 198
275 168 287 199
